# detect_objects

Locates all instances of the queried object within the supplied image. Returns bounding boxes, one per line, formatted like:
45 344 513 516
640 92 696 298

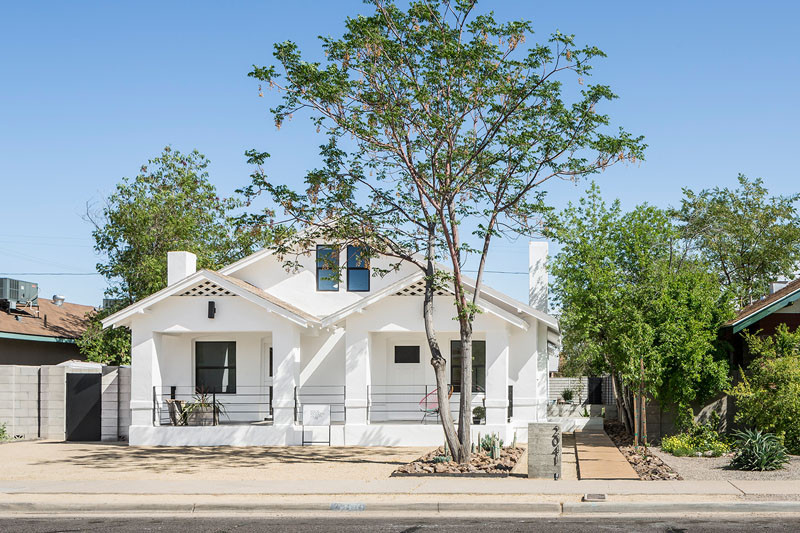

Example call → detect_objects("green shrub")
729 324 800 454
0 423 7 442
561 389 574 402
729 429 790 471
472 406 485 420
661 417 730 457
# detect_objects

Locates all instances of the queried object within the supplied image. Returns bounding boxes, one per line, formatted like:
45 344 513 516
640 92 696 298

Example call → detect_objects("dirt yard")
0 440 430 481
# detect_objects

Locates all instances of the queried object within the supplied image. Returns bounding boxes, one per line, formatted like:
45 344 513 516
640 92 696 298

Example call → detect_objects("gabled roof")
101 270 318 329
321 269 558 333
724 278 800 334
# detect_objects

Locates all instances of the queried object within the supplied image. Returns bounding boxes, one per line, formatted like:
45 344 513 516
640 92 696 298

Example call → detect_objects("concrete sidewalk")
1 478 798 496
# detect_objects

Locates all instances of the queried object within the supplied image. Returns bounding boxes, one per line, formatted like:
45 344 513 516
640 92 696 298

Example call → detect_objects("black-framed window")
195 341 236 393
316 245 339 291
347 245 370 292
394 345 420 364
450 340 485 393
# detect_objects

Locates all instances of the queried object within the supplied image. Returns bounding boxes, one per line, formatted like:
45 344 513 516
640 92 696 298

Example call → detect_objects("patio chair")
418 386 453 423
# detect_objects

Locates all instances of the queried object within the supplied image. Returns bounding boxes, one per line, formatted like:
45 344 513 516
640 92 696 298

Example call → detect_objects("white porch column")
511 323 545 423
129 329 160 427
344 321 370 425
272 325 300 426
485 327 510 426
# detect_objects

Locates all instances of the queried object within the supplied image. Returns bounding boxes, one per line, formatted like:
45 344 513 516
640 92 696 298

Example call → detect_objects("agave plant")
729 429 790 471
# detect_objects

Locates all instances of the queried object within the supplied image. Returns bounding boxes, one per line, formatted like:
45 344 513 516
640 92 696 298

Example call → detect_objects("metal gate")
587 377 603 404
66 373 101 441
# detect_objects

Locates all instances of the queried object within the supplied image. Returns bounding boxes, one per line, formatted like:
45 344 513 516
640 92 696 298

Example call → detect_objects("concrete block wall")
0 364 132 442
0 365 40 439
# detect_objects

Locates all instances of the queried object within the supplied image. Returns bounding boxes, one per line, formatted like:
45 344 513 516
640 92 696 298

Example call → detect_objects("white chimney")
167 251 197 286
529 241 548 313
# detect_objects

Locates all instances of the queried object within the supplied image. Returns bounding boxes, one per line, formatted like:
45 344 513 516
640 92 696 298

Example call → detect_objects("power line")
0 272 100 276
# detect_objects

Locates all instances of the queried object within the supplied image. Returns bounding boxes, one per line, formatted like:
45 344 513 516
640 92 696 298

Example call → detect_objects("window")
394 345 420 364
316 245 339 291
450 340 485 393
195 341 236 393
347 245 370 291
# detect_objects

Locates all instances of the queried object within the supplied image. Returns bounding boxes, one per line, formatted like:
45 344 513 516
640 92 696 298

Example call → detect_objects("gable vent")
395 280 447 296
179 280 234 297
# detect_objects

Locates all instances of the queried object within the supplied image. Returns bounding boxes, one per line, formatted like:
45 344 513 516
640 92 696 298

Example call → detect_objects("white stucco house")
102 242 559 446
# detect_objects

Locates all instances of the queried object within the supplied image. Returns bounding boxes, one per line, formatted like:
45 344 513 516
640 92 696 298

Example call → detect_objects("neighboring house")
722 278 800 369
103 242 560 446
0 294 93 365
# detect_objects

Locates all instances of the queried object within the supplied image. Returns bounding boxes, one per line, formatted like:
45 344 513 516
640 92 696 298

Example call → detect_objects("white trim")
101 270 315 329
218 248 277 276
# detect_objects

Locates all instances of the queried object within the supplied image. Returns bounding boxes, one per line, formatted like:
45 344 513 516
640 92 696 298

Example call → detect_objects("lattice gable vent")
178 280 234 297
395 280 448 296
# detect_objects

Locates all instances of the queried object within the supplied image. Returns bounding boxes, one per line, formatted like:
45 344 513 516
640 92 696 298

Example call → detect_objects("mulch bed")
393 446 524 476
604 419 682 480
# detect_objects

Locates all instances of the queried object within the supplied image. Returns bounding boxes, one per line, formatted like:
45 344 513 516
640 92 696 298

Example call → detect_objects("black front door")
66 373 102 441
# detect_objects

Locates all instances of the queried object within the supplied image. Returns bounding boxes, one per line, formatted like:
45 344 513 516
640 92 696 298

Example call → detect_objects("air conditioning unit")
0 278 39 310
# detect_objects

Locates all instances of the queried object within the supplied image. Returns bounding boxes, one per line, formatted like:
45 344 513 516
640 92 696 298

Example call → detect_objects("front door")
261 342 273 420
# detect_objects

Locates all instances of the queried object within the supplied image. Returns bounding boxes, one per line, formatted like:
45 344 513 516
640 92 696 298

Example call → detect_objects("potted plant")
472 405 486 424
560 388 574 404
182 390 227 426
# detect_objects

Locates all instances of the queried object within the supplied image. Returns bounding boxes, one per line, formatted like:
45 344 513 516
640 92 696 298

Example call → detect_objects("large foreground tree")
80 146 270 365
241 0 643 461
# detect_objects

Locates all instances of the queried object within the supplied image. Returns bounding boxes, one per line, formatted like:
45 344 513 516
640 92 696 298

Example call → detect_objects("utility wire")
0 272 100 276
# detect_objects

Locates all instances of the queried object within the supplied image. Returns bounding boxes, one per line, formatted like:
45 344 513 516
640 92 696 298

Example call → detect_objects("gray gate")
65 373 101 441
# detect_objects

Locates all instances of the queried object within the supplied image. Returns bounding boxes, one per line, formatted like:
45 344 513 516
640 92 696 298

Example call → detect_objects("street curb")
3 500 800 516
563 501 800 515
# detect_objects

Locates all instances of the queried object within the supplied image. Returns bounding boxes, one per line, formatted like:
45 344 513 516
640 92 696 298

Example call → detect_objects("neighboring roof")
0 298 94 343
101 270 318 329
724 278 800 334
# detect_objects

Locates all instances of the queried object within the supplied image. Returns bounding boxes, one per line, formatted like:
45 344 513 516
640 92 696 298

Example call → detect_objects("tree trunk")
421 249 462 461
613 373 633 434
456 321 473 463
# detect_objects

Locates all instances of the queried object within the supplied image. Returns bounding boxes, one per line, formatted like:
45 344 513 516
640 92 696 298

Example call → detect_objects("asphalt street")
1 516 799 532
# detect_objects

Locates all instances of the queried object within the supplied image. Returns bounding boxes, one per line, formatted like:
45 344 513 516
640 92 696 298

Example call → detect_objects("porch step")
574 430 638 480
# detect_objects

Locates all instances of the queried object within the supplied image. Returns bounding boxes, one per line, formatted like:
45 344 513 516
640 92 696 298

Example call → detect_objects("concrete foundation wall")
0 364 131 441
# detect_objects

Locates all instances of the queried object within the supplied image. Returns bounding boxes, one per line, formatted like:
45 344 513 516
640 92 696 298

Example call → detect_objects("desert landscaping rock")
651 448 800 481
604 420 682 480
394 446 524 476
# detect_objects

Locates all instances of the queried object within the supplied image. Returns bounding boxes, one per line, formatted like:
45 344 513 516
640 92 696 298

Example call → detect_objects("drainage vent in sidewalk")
582 494 607 502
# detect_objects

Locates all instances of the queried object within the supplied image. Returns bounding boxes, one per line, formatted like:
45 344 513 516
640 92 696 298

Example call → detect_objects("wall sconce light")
208 301 216 319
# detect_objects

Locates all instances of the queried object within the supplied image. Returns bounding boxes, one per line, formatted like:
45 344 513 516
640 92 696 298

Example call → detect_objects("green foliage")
561 389 574 402
547 184 733 416
729 429 790 471
80 146 271 365
675 175 800 308
472 406 485 419
728 324 800 454
661 417 730 457
432 455 450 464
0 423 7 442
241 1 644 460
480 432 504 452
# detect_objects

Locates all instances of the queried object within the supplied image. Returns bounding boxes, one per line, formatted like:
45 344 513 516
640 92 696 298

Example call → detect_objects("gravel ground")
651 447 800 480
0 440 430 481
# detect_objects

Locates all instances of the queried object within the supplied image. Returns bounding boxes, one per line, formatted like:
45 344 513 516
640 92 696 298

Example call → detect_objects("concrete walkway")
574 430 638 480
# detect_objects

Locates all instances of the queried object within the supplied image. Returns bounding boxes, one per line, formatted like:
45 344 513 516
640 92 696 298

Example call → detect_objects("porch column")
129 328 160 428
344 320 370 425
272 324 300 426
511 322 545 423
485 327 510 426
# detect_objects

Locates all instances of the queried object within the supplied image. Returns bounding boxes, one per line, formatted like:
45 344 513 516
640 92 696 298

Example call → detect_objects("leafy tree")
80 146 270 365
241 0 644 461
675 175 800 308
729 324 800 453
548 184 732 436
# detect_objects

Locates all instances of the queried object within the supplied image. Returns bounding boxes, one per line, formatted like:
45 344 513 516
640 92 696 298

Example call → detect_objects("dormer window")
316 245 339 291
347 245 370 292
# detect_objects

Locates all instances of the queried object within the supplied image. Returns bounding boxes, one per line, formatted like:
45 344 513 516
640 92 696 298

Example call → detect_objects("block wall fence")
0 364 131 442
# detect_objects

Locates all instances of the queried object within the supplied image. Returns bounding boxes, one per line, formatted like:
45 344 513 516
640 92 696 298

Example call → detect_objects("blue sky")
1 1 799 306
